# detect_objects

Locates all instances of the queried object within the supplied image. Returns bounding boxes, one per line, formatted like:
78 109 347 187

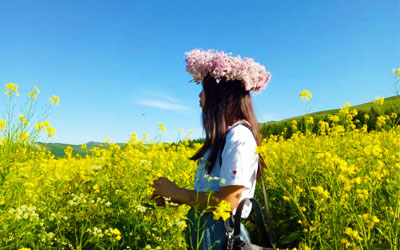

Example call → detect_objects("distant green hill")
37 141 125 158
259 95 400 139
265 95 399 124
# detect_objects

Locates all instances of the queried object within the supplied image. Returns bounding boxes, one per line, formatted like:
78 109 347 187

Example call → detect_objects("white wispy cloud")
138 88 180 103
138 99 190 112
136 87 194 115
162 95 180 103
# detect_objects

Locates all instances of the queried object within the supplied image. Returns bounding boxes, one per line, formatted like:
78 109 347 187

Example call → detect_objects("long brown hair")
190 75 266 178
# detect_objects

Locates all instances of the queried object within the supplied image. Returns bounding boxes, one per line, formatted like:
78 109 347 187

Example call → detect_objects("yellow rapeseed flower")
341 239 351 248
129 133 137 143
19 132 30 141
296 185 304 193
291 120 298 130
0 119 6 131
29 92 37 99
34 121 45 132
93 184 100 193
362 213 380 228
158 123 166 133
373 97 384 105
300 90 312 102
45 127 56 134
34 85 40 93
212 200 231 221
328 114 340 123
355 189 369 200
113 228 121 235
49 95 59 105
4 83 19 96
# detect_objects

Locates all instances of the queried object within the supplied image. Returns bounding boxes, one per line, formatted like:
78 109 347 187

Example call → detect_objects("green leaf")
279 230 304 244
370 243 391 250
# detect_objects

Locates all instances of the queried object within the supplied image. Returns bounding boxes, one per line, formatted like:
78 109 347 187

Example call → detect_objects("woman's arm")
151 177 244 210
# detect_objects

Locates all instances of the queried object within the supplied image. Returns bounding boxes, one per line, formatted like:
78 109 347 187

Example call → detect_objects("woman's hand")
151 195 166 207
151 177 180 204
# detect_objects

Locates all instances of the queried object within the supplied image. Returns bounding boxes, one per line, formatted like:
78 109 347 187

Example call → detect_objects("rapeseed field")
0 77 399 249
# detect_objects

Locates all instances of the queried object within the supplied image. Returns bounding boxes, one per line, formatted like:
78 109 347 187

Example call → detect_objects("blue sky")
0 0 399 144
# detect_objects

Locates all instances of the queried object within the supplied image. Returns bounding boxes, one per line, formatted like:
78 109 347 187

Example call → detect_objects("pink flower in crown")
185 49 271 94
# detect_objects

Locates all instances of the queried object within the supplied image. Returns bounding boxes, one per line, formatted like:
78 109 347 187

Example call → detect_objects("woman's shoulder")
226 123 257 146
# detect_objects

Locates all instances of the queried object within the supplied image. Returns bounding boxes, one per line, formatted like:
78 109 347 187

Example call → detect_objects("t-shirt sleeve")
219 126 258 187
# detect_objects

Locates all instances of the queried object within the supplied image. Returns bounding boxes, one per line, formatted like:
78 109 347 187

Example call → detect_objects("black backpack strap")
233 198 274 248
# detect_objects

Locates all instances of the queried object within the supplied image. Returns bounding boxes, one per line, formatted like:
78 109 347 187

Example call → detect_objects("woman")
151 49 271 249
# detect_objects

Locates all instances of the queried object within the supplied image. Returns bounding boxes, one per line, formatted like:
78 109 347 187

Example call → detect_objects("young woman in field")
151 49 271 249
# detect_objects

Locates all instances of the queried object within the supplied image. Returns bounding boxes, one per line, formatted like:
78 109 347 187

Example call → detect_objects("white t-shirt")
194 121 259 218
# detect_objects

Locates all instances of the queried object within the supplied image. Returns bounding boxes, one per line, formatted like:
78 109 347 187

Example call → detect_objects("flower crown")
185 49 271 94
